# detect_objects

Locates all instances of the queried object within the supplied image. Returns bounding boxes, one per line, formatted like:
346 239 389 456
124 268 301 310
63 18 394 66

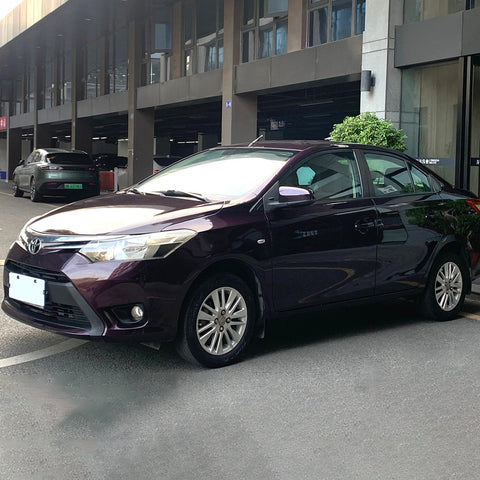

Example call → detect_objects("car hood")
27 192 225 236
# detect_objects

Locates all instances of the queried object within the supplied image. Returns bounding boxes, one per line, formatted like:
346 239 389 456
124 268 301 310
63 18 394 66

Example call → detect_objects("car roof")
34 148 88 155
224 140 404 154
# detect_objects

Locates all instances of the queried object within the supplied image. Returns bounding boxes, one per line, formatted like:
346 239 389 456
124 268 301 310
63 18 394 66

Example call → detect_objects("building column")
34 124 52 149
72 118 93 154
171 2 183 80
198 133 218 151
360 0 404 126
221 0 258 145
287 0 306 52
127 14 155 184
7 127 22 179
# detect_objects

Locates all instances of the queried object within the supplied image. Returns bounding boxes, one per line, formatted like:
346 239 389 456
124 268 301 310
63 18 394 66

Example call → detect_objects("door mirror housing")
266 185 315 209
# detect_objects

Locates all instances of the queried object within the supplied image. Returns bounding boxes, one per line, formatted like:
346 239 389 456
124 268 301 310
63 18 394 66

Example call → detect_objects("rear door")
359 149 443 295
266 149 378 312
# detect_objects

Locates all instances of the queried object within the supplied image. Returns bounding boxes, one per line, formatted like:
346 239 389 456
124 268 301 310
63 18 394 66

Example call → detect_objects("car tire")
177 274 256 368
30 178 42 202
12 178 23 197
421 252 467 321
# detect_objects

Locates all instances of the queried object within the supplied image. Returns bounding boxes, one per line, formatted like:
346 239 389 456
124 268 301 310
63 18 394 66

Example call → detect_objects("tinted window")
365 152 413 196
281 150 362 200
409 164 433 193
46 153 93 165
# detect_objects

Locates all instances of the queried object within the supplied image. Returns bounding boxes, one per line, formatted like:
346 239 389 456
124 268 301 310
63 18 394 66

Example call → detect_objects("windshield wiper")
157 190 210 202
125 187 145 195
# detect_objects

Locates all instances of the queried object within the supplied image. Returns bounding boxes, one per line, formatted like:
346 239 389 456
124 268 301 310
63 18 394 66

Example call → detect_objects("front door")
266 149 377 312
469 56 480 195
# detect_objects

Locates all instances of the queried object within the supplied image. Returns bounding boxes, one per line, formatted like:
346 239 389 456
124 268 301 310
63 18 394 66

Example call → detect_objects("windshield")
135 148 297 201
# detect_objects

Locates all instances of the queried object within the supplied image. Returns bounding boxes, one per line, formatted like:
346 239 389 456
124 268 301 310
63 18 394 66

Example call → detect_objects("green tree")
329 112 407 152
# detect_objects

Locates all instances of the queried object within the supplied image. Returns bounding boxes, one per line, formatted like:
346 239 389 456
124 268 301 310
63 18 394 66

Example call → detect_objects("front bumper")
2 241 189 342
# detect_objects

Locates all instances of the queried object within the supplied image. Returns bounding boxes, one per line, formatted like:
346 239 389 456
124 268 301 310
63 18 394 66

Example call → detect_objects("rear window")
47 153 93 165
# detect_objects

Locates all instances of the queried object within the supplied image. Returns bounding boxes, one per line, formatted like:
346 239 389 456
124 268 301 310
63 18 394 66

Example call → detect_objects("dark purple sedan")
3 141 480 367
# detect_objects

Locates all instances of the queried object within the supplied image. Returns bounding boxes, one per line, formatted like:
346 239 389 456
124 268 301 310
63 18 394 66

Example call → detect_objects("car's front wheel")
177 274 256 368
421 252 467 321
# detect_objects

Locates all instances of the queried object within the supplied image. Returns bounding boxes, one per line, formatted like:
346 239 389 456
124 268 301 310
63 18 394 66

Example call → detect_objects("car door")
265 149 378 312
359 149 444 295
17 153 34 190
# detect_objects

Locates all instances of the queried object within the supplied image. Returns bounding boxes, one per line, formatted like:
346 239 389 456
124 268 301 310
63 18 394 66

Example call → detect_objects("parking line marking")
0 260 4 266
0 339 88 369
461 312 480 322
0 191 11 197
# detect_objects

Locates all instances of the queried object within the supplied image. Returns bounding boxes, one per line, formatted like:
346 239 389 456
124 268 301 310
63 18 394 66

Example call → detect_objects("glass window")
85 41 100 99
281 150 362 200
241 0 288 62
331 0 352 41
355 0 366 34
44 52 55 107
404 0 465 23
409 164 433 193
308 5 328 45
400 61 458 185
364 153 413 196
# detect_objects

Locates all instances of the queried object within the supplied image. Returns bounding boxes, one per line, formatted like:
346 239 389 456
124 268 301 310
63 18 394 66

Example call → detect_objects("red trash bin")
100 171 114 191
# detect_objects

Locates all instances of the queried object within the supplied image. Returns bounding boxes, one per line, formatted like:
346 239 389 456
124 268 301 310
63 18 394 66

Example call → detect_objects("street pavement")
2 179 480 479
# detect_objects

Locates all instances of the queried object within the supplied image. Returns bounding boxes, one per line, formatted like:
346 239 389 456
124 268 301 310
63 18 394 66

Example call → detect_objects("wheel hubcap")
196 287 248 356
434 262 463 312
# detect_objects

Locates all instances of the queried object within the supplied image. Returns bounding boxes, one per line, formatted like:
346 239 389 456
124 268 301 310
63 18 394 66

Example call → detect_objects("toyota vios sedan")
3 142 480 367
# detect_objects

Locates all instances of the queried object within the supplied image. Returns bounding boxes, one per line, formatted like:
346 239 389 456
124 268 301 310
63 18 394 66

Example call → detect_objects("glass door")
469 57 480 196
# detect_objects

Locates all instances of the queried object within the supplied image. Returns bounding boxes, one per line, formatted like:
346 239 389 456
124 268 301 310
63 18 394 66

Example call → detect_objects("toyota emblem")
28 238 42 255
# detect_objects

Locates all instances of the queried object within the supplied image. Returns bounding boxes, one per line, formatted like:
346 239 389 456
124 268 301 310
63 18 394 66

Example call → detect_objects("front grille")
9 298 91 330
6 261 91 331
6 260 68 282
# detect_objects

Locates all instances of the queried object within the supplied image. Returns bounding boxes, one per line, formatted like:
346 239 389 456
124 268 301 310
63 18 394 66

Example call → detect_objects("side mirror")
267 186 315 209
18 160 24 166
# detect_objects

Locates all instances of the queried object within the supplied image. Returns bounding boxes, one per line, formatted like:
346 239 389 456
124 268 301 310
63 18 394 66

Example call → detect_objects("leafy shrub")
329 112 407 152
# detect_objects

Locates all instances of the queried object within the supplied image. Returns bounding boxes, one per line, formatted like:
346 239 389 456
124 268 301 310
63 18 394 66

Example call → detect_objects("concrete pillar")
154 137 171 156
7 127 22 179
127 15 155 185
221 0 258 145
72 118 93 154
360 0 403 127
287 0 306 52
198 133 218 151
172 2 183 80
34 124 52 149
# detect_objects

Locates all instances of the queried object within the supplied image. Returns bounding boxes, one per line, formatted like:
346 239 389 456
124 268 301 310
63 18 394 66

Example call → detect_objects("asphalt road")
2 180 480 479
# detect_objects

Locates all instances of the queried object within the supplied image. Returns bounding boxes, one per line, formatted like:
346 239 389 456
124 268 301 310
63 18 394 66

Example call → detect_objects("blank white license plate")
9 273 45 308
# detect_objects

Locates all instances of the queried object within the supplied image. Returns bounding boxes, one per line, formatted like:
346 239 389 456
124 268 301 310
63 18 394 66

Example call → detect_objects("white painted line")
0 339 88 369
0 259 4 266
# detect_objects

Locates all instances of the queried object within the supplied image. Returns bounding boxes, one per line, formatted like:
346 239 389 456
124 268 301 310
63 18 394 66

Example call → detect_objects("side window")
364 152 413 196
409 164 433 193
280 150 362 200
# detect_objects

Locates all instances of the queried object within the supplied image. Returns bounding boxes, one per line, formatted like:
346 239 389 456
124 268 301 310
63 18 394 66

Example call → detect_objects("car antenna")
248 134 264 147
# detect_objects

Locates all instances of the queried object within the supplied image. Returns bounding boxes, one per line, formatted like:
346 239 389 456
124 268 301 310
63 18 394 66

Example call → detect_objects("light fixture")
361 70 375 92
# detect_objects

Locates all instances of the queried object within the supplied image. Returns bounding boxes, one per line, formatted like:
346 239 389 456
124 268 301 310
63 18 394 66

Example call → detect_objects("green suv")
12 148 100 202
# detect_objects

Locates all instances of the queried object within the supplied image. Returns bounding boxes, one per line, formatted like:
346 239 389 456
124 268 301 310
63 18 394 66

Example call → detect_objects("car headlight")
79 229 197 262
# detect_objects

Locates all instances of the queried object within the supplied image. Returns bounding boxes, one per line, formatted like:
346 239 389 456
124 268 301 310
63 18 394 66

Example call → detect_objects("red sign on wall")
0 117 7 131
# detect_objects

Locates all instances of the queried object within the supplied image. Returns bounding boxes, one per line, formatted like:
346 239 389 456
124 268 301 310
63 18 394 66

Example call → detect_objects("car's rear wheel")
421 252 467 321
177 274 256 368
30 178 42 202
12 177 23 197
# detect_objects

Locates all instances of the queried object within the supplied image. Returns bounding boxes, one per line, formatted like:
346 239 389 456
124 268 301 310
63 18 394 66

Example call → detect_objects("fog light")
131 305 144 322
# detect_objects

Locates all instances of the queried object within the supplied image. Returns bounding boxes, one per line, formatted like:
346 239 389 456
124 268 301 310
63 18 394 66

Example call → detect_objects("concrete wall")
0 0 70 48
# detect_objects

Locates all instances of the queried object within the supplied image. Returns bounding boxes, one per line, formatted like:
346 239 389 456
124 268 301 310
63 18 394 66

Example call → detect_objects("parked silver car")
12 148 100 202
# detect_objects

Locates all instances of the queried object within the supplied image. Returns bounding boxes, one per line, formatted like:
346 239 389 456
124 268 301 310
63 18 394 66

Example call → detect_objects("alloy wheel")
196 286 248 356
434 261 463 312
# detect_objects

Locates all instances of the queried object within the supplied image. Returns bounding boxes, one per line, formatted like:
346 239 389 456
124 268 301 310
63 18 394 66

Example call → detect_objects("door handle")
354 219 376 234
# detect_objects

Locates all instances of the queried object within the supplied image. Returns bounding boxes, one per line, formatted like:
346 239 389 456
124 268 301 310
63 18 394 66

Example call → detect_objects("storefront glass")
469 58 480 195
401 61 459 185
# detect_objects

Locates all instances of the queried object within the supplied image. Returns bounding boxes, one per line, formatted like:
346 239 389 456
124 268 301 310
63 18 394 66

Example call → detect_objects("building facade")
0 0 478 192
